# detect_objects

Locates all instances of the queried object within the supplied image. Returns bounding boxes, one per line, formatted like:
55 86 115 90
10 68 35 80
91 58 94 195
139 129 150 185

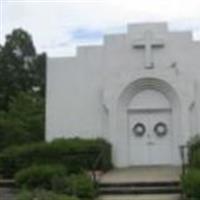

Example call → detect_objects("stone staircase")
0 180 16 200
0 187 16 200
97 167 182 200
98 181 181 200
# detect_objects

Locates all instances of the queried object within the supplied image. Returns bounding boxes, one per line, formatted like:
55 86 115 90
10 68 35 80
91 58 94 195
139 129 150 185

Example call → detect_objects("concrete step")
98 167 182 200
99 167 181 184
0 188 16 200
100 181 180 187
98 194 181 200
0 180 16 200
98 181 181 195
99 186 181 195
0 179 15 187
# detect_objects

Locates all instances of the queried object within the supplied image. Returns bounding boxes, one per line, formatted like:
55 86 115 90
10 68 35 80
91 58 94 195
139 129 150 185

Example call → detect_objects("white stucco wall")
46 23 200 167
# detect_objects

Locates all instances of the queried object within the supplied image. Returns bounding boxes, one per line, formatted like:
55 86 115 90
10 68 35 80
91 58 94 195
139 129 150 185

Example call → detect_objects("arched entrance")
128 89 172 165
116 78 181 166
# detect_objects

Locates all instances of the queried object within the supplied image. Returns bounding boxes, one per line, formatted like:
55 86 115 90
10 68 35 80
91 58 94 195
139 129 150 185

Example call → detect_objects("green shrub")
17 189 79 200
51 175 69 194
16 166 96 199
188 135 200 168
0 138 112 178
0 92 45 151
182 168 200 198
189 149 200 168
0 142 46 177
51 138 112 171
15 165 67 190
67 173 96 199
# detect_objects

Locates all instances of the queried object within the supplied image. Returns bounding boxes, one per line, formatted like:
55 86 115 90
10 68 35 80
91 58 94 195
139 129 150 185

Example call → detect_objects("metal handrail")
179 145 189 176
90 148 106 187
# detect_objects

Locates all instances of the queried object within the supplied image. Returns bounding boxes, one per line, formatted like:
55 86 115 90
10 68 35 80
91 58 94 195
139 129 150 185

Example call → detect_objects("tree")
0 92 44 150
0 28 46 149
0 28 46 111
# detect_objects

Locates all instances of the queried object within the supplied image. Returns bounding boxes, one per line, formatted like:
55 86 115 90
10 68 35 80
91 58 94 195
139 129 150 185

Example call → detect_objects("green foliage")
189 149 200 168
67 173 95 199
15 166 95 200
17 189 79 200
15 165 67 190
188 135 200 167
181 168 200 198
0 28 46 110
51 138 112 171
4 29 36 56
0 92 44 150
0 28 46 150
182 136 200 198
51 175 69 194
0 138 112 178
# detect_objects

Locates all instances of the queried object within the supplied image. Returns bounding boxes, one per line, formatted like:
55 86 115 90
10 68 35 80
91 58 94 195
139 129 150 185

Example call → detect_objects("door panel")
129 111 149 165
128 109 172 166
148 110 172 165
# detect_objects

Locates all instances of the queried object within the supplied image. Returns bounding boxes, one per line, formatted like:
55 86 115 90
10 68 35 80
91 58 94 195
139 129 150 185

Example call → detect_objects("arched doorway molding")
112 77 182 166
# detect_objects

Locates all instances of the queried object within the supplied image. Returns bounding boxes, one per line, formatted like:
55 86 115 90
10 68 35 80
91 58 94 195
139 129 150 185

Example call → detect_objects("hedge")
188 135 200 168
15 165 96 200
15 165 67 190
181 168 200 198
189 149 200 168
66 173 96 199
0 138 112 178
17 189 79 200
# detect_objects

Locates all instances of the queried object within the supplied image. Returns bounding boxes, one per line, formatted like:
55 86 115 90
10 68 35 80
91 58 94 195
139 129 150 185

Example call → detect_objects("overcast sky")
1 0 200 57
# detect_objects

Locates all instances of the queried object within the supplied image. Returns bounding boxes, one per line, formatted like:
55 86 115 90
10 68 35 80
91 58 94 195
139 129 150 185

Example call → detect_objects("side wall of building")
46 46 108 141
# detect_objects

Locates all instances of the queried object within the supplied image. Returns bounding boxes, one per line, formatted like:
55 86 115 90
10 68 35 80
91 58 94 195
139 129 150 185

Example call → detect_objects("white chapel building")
46 23 200 168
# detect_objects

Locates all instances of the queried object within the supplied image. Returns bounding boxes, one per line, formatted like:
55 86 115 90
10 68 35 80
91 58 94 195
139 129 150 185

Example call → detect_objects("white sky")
1 0 200 57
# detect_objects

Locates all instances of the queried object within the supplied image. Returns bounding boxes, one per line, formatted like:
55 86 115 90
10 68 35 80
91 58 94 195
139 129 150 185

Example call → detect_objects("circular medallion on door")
133 123 146 137
154 122 168 137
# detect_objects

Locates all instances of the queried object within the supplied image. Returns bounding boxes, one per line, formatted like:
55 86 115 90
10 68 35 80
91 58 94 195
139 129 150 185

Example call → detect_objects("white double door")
129 109 173 166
